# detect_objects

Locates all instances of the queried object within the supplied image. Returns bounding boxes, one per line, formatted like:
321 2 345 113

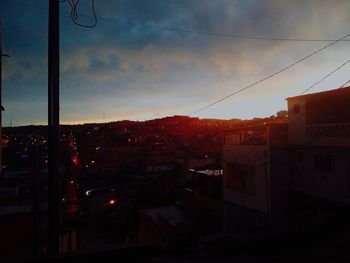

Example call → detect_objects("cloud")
2 0 350 125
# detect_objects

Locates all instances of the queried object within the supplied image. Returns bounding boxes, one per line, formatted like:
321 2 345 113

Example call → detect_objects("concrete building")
287 87 350 229
223 122 290 240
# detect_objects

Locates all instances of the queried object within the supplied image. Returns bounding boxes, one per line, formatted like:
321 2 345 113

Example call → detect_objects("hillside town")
1 87 349 261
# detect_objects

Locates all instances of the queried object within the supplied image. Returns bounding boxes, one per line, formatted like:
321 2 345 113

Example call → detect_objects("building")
138 206 193 251
287 87 350 230
223 122 290 240
181 169 223 236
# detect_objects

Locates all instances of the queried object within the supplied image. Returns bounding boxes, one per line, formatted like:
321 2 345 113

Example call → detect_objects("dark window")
314 154 335 174
241 129 267 145
225 163 255 195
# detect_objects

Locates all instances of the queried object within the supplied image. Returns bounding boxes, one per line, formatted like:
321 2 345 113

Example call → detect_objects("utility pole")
30 145 40 259
48 0 60 257
0 19 10 179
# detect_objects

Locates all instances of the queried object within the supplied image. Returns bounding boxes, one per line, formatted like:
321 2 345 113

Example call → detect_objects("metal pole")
48 0 60 257
0 19 3 179
30 145 40 259
0 19 9 178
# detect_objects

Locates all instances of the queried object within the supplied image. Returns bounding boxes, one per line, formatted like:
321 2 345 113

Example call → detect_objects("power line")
65 0 97 28
300 58 350 94
2 0 350 116
2 0 350 42
190 32 350 116
229 77 350 164
338 79 350 89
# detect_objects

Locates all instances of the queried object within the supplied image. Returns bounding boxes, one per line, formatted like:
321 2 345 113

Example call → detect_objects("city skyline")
1 0 350 126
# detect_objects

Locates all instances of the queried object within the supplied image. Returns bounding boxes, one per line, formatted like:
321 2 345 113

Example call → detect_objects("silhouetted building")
181 169 223 236
287 87 350 230
223 123 290 240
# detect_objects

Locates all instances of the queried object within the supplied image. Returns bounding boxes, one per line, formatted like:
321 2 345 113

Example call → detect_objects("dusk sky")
1 0 350 126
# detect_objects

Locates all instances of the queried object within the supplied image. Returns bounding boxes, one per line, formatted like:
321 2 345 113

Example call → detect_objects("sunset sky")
1 0 350 126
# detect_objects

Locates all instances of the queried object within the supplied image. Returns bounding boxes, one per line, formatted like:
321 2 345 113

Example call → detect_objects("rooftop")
286 86 350 101
188 169 223 176
224 121 287 134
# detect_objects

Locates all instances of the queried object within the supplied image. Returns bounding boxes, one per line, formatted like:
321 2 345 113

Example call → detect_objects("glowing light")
72 155 79 166
70 180 74 184
91 160 95 164
108 199 117 205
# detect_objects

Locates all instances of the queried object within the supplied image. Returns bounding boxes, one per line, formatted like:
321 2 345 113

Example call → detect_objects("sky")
1 0 350 126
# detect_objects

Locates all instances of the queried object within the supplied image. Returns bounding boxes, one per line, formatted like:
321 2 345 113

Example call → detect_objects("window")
241 129 267 145
314 154 335 174
225 163 255 195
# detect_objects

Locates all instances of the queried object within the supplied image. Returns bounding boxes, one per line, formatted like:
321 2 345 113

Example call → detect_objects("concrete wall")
292 146 350 204
288 98 350 147
223 145 268 213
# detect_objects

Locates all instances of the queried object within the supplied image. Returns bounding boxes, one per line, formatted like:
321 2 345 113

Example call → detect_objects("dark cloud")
1 0 350 125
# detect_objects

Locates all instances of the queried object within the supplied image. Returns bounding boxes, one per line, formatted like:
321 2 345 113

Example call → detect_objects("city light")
108 199 117 205
72 155 79 166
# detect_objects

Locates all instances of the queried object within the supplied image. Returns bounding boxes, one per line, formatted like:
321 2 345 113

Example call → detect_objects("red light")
70 180 74 184
72 156 79 166
108 199 117 205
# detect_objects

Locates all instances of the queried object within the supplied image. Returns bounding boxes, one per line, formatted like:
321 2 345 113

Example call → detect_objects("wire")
1 0 97 28
2 0 350 42
65 0 97 28
300 59 350 94
223 77 350 166
338 79 350 89
294 79 350 146
2 0 350 114
190 32 350 116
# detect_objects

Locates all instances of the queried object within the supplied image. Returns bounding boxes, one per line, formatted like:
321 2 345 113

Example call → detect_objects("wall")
292 146 350 204
223 144 268 213
288 98 350 147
